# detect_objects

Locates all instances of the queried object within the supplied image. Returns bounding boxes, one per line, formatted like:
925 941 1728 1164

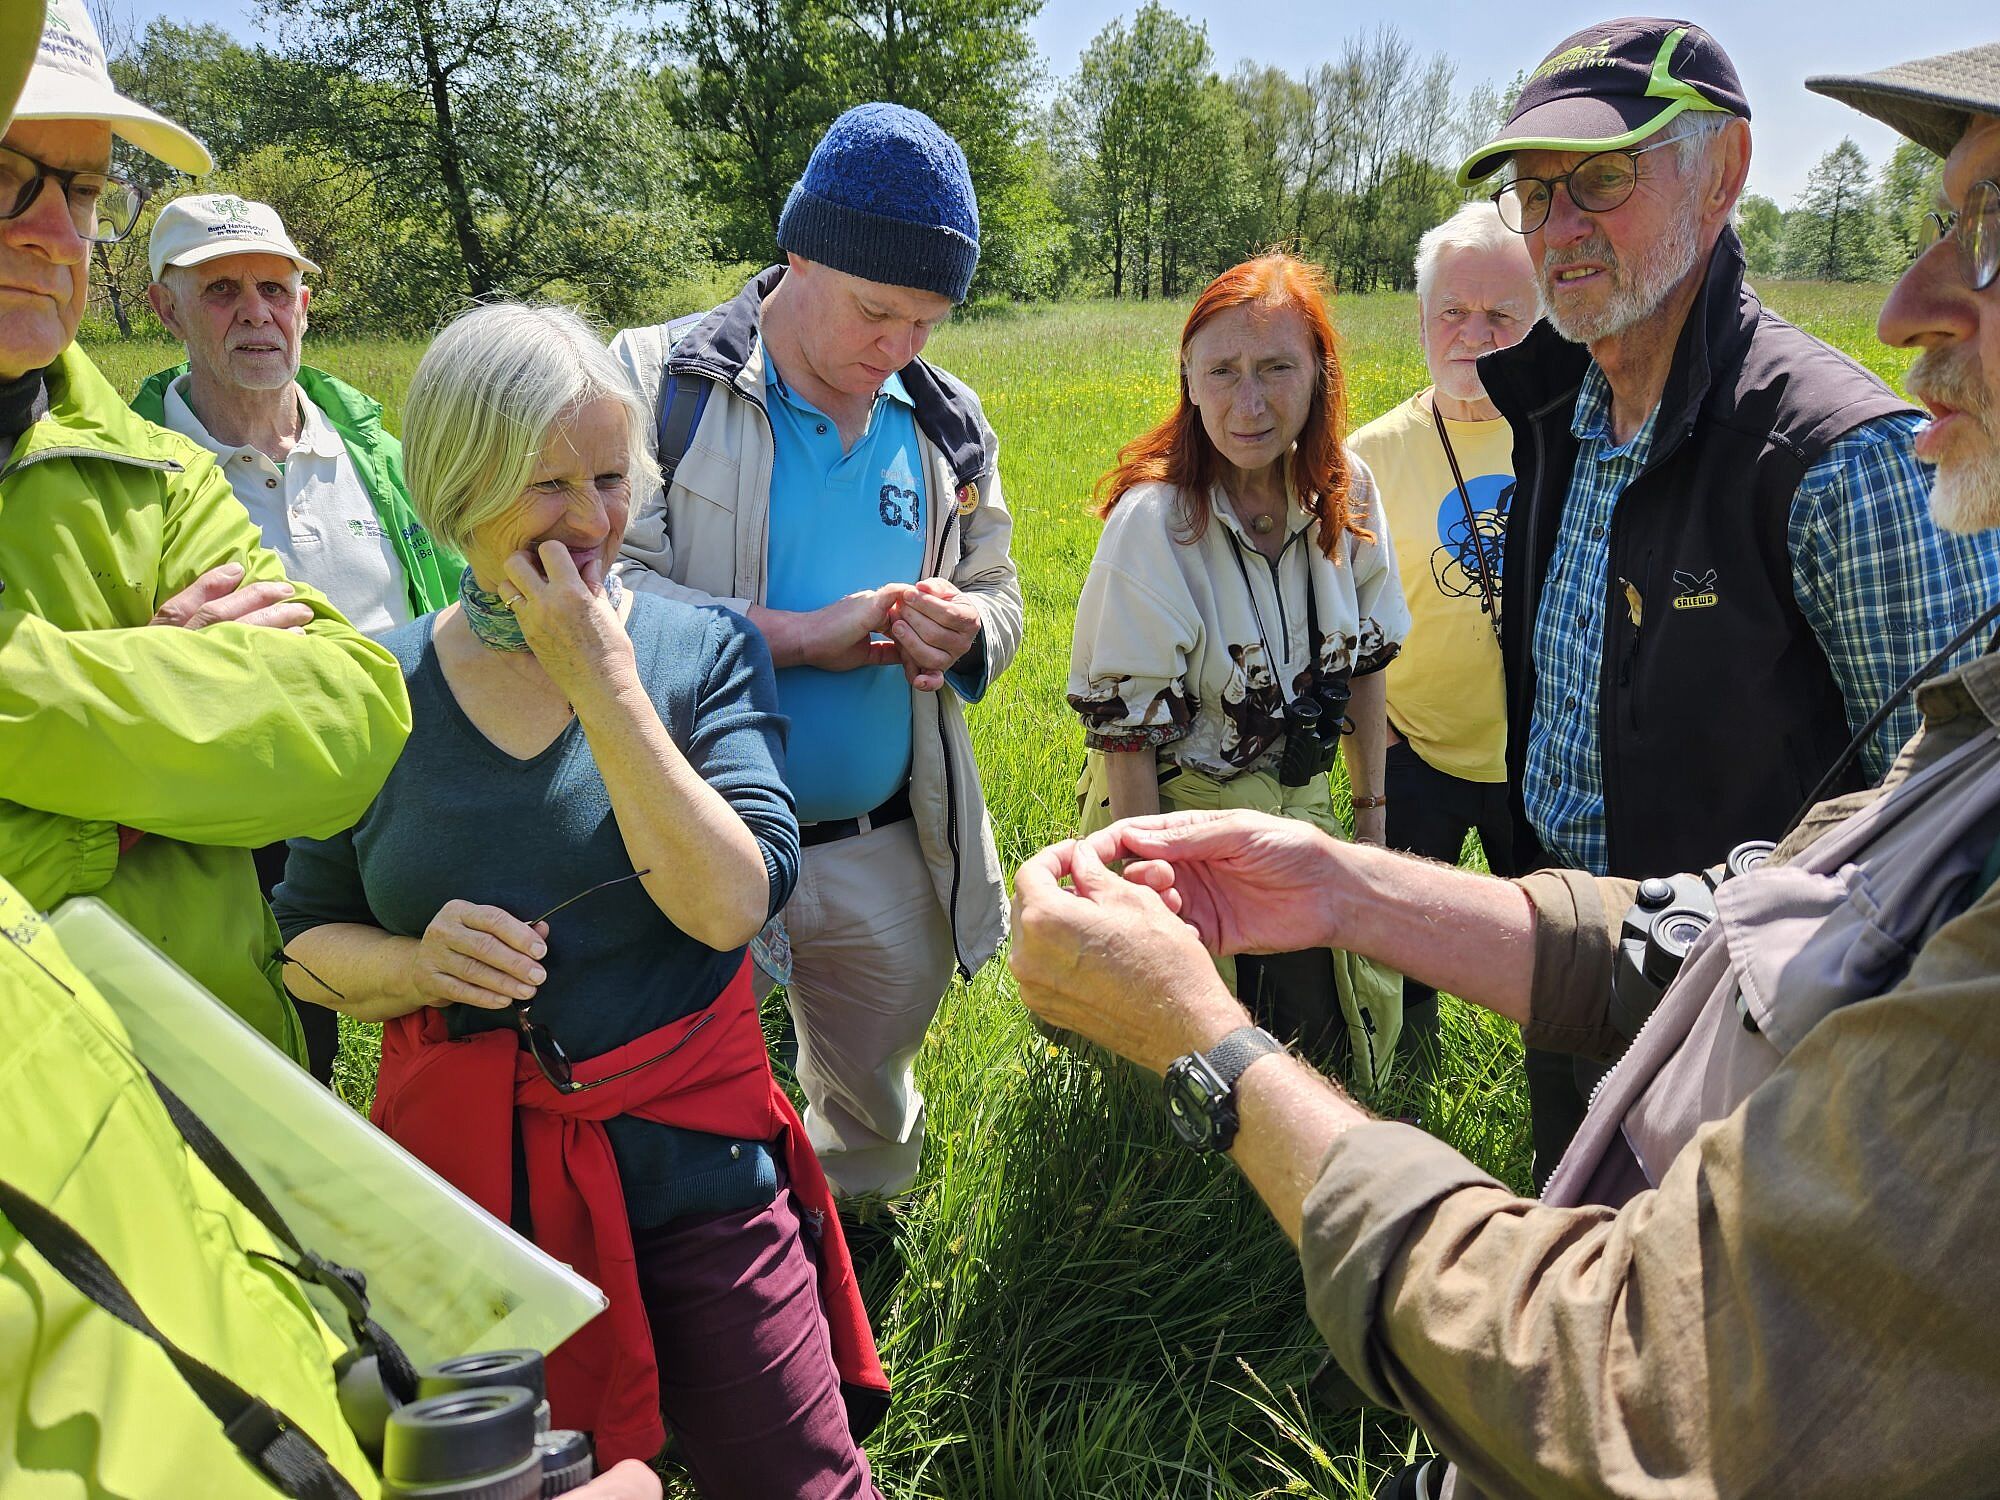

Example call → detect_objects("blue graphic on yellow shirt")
1429 472 1513 600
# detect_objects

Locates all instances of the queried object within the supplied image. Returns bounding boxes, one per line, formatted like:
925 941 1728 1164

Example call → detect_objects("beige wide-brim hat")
1807 43 2000 161
11 0 210 174
0 8 39 134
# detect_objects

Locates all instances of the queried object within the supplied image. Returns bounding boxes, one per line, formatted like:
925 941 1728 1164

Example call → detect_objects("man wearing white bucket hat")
0 0 409 1058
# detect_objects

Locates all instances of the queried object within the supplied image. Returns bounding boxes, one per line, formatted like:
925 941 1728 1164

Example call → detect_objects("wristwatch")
1162 1025 1285 1152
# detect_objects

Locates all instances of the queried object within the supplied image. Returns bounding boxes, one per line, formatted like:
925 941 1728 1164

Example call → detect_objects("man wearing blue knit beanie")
613 103 1024 1210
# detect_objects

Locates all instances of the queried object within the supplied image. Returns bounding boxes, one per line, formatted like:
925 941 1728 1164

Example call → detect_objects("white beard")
1541 197 1704 345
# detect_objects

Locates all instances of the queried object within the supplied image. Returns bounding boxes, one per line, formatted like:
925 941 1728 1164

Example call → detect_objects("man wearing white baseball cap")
132 193 460 1080
136 194 459 639
0 0 410 1057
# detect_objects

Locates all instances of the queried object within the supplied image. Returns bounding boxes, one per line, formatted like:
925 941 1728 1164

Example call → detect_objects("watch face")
1163 1053 1227 1150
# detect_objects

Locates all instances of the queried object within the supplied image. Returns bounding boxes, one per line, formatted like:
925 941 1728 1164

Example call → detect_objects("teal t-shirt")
764 357 925 822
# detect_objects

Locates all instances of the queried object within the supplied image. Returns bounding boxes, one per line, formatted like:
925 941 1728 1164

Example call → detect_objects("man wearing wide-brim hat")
0 0 410 1057
1009 34 2000 1500
1458 18 2000 1186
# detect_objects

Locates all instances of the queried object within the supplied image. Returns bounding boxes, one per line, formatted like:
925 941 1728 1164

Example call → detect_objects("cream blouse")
1067 462 1409 779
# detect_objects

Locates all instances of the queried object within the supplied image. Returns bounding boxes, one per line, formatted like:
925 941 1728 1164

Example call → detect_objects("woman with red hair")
1067 253 1408 1084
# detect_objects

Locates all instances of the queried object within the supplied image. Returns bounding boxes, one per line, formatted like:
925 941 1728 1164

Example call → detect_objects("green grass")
79 278 1906 1497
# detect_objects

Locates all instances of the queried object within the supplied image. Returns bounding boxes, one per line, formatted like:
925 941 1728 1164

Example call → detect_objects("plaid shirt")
1523 366 2000 873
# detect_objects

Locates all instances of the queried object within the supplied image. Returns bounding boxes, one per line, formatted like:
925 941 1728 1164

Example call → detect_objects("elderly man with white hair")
131 193 461 1080
1350 202 1537 1084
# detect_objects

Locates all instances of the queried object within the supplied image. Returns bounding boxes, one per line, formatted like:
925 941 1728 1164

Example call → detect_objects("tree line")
83 0 1925 341
1738 136 1945 283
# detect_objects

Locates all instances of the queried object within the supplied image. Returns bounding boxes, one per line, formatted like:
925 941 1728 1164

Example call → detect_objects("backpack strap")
655 370 711 490
0 1177 366 1500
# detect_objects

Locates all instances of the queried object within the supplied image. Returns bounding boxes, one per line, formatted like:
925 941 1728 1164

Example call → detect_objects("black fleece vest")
1481 230 1916 878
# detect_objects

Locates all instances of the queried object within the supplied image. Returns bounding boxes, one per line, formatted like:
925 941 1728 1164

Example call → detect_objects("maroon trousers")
633 1170 882 1500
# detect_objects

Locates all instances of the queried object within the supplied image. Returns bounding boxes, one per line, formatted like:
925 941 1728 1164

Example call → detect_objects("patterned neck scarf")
458 565 625 653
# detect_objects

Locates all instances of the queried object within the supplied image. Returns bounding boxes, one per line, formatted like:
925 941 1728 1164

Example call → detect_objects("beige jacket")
1298 650 2000 1497
609 269 1024 974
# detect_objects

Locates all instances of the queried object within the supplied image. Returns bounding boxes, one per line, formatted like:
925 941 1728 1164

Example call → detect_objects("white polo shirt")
160 375 411 636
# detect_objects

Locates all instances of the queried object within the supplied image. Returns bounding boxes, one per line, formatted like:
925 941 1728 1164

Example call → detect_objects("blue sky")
111 1 1988 203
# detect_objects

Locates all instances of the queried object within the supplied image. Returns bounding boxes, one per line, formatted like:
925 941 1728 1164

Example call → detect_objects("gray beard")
1928 448 2000 535
1540 201 1704 345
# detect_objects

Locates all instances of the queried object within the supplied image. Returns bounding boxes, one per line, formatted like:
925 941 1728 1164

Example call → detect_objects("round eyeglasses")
1926 178 1999 293
1492 133 1692 236
0 142 146 245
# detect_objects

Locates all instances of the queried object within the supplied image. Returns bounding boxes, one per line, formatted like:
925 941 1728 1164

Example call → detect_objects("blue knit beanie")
777 103 980 303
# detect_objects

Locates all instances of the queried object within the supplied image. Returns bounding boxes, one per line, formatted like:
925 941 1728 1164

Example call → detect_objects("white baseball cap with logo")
13 0 210 174
148 194 321 283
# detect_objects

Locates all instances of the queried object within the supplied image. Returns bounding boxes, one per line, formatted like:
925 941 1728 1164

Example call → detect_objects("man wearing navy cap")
1460 20 2000 1180
611 105 1022 1205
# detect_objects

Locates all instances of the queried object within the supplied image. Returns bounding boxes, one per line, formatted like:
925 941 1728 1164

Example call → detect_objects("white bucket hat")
12 0 210 174
149 194 320 282
0 7 39 136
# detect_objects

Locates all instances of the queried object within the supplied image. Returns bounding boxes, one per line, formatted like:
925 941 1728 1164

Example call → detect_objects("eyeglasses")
283 866 688 1096
1493 133 1693 236
1926 178 1999 293
0 143 145 244
513 867 679 1097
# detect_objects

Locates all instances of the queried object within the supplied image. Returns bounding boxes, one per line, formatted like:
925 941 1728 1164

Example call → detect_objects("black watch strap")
1206 1024 1284 1091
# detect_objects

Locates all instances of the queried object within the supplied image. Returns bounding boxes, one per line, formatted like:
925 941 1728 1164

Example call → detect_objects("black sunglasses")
514 867 708 1097
285 868 685 1095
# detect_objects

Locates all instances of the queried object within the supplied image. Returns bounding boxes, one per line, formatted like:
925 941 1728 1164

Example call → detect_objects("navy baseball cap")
1457 18 1749 186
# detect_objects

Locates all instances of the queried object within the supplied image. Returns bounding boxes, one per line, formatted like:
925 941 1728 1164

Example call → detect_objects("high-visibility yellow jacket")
0 876 380 1496
0 341 410 1055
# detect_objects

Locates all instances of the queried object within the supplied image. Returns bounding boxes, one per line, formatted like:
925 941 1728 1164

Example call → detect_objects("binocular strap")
0 1174 365 1500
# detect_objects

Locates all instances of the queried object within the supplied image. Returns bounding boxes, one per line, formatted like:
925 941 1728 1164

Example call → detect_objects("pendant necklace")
1250 513 1276 535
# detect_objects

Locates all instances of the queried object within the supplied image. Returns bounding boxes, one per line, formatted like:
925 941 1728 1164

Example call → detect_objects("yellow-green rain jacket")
0 877 380 1496
0 343 410 1057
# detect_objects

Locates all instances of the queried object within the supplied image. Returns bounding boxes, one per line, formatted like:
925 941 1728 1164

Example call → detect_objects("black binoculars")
1277 672 1353 787
344 1346 595 1498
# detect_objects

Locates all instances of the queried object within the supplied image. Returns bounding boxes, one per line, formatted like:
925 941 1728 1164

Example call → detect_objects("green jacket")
0 343 412 1056
131 361 463 617
0 878 381 1498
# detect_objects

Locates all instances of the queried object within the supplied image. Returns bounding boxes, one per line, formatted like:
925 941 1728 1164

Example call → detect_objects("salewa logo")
1528 41 1614 85
1671 568 1719 610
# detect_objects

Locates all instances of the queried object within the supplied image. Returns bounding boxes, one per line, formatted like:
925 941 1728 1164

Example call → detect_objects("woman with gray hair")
273 302 888 1496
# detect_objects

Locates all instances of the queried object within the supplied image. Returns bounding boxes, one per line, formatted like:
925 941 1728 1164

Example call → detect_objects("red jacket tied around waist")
370 957 889 1464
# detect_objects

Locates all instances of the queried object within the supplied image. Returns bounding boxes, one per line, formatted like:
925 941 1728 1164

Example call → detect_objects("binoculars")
1278 672 1353 787
345 1346 595 1498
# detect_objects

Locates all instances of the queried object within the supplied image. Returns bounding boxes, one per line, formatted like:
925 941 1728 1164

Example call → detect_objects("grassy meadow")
82 279 1912 1498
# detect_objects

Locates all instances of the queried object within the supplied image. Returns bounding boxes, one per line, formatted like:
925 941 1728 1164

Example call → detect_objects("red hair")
1095 253 1364 560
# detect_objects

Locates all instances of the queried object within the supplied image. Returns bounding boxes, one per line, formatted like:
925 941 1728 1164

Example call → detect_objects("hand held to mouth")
500 539 637 709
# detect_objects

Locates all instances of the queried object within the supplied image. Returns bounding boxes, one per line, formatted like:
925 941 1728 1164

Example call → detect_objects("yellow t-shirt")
1348 392 1513 783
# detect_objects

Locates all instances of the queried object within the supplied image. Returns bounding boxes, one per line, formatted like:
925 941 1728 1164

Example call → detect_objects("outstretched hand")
1083 809 1343 958
1009 837 1245 1074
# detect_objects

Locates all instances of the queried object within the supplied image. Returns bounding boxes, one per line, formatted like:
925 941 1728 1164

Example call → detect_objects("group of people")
6 0 2000 1493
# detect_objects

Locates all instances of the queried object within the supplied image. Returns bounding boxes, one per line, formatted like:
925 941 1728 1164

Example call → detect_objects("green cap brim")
1456 28 1734 188
0 7 42 135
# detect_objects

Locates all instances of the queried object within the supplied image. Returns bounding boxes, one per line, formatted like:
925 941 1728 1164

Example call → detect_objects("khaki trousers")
757 817 956 1198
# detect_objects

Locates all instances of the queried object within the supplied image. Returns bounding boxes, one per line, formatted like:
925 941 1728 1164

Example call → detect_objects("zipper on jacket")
929 496 972 979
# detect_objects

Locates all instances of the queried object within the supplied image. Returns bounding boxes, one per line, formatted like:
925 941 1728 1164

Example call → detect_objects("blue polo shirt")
764 356 925 823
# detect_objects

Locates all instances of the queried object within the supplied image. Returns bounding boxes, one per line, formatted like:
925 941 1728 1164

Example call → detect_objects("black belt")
799 784 913 848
